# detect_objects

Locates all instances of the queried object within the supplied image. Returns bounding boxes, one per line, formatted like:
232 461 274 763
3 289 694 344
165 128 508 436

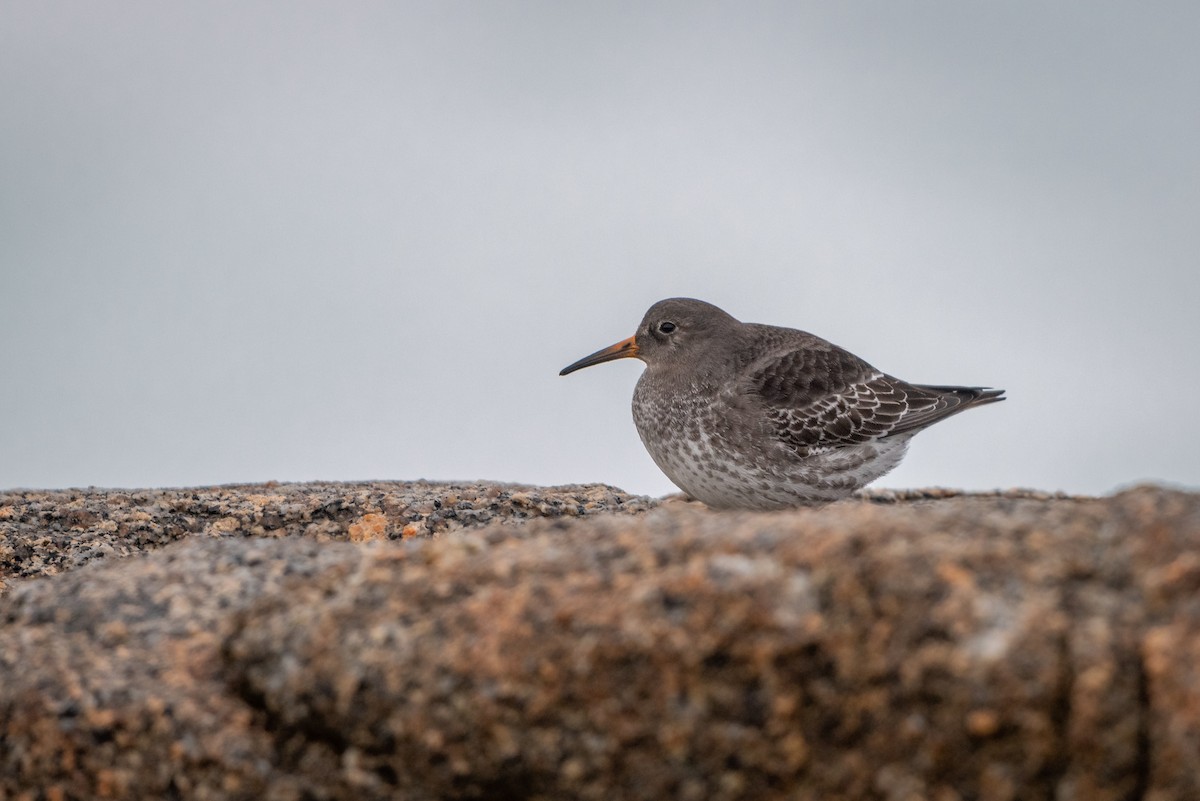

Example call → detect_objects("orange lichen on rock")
348 513 389 543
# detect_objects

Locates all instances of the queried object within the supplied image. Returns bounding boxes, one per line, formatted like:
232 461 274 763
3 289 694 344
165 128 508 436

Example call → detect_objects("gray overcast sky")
2 2 1198 496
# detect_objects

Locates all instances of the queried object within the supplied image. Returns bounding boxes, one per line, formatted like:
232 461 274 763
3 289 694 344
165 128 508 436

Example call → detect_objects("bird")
559 298 1004 510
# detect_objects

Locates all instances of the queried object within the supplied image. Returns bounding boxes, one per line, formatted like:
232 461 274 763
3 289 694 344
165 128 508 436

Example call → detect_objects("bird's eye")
658 321 677 334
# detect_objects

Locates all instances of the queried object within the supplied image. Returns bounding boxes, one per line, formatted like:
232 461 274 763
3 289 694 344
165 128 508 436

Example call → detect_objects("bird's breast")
631 374 759 487
631 374 717 445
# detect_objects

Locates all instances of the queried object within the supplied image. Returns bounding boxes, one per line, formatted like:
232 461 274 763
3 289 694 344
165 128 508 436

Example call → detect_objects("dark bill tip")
559 335 640 376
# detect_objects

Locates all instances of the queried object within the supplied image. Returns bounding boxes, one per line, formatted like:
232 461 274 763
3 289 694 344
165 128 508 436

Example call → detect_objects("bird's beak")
559 335 640 376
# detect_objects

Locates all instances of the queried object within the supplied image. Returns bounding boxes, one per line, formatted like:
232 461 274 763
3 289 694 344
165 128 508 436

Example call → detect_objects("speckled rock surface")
0 481 656 593
1 483 1198 800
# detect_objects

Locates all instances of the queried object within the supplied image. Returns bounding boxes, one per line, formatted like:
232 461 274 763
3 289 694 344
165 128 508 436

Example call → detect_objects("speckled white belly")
632 379 911 510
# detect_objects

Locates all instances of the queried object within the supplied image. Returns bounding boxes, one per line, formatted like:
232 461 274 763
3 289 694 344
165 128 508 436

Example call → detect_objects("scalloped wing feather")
748 344 1002 456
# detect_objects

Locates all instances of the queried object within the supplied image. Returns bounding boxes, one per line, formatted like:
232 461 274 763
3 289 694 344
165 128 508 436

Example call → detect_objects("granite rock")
1 483 1198 800
0 481 655 593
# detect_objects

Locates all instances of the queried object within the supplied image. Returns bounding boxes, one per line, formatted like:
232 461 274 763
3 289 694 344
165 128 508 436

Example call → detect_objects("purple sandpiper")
560 298 1004 510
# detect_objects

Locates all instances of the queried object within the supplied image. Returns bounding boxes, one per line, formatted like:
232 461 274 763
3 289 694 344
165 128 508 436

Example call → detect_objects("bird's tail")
917 385 1007 408
880 384 1005 437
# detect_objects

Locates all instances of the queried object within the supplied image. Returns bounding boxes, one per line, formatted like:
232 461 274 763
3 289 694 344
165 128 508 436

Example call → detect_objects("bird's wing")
745 344 976 455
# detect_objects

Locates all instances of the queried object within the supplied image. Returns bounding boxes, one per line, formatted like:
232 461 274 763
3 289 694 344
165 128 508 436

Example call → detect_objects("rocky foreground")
1 481 1198 800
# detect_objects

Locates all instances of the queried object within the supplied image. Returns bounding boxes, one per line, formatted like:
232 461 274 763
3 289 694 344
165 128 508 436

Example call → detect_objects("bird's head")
559 298 740 376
